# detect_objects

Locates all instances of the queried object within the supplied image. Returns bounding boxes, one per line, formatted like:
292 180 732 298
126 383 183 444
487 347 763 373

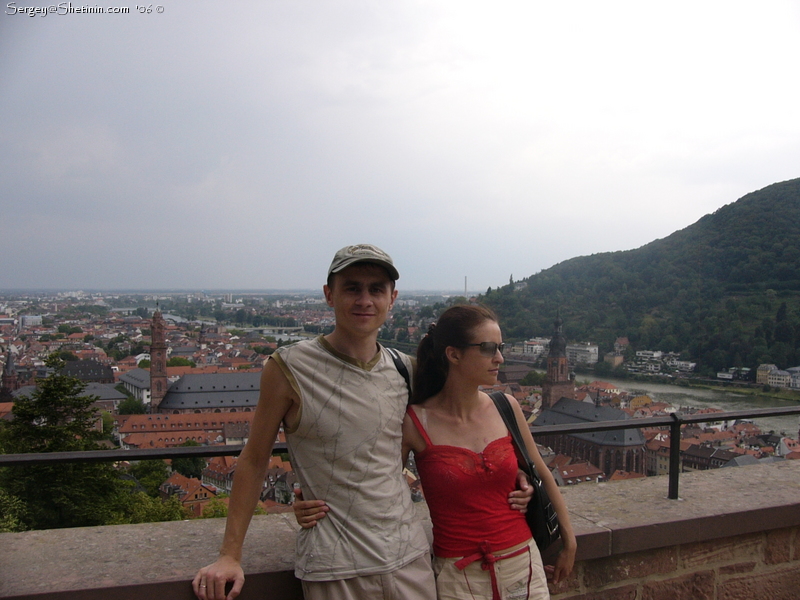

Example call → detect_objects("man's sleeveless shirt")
271 336 430 581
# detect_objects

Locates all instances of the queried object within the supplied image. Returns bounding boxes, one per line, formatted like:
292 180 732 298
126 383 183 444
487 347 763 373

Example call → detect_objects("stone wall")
551 526 800 599
2 460 799 599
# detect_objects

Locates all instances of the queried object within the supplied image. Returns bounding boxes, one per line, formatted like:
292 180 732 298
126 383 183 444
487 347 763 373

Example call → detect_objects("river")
597 377 800 437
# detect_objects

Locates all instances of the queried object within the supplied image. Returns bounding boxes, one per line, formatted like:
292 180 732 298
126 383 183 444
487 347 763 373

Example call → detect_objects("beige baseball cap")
328 244 399 280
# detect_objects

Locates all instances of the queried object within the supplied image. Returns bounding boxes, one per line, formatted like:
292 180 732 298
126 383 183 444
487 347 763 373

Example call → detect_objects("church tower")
149 306 168 412
1 349 20 400
541 312 575 409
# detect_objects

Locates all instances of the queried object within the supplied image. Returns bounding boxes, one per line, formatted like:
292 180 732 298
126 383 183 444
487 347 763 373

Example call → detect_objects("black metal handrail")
0 443 287 466
2 406 799 500
530 405 800 499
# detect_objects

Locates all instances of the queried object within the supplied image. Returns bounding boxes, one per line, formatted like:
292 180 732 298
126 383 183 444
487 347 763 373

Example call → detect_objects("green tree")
118 396 147 415
137 359 151 368
0 355 125 529
171 440 206 480
519 370 547 386
774 320 794 345
101 410 114 438
0 488 27 532
611 364 629 379
129 460 170 498
4 355 102 453
593 361 613 377
201 497 228 519
447 296 468 306
109 484 189 524
776 302 788 323
58 325 82 335
199 494 263 519
167 357 196 368
419 306 435 319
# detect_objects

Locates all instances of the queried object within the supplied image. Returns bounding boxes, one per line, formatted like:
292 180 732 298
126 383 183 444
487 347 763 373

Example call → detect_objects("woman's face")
451 319 505 385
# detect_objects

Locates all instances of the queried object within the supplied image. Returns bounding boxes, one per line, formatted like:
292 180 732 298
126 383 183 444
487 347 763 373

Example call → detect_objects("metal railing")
530 405 800 499
2 406 799 500
0 442 287 465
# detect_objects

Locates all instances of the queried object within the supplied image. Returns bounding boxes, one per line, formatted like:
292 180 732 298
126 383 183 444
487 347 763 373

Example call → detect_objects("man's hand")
192 555 244 600
508 470 533 513
292 487 329 528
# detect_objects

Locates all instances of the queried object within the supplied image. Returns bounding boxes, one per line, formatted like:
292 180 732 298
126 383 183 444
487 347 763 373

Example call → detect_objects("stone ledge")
2 461 799 599
0 512 305 600
561 459 800 559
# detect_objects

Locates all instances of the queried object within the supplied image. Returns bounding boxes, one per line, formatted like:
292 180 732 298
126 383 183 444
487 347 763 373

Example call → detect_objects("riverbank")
568 364 800 404
682 381 800 403
515 366 800 435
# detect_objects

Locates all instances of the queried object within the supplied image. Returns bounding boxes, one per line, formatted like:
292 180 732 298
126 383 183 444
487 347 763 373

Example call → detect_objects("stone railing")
2 460 799 600
548 459 800 599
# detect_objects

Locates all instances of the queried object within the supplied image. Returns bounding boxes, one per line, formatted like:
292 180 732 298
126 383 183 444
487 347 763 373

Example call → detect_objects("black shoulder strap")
489 391 539 477
386 347 412 401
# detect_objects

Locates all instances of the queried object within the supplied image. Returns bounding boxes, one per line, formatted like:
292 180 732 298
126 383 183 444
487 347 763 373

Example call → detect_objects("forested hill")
483 177 800 376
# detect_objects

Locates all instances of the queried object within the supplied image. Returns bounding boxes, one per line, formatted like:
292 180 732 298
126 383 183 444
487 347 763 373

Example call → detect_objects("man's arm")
193 360 298 600
508 470 533 512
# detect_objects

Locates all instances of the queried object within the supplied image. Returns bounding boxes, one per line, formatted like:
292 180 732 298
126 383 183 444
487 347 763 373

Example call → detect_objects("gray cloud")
2 0 799 292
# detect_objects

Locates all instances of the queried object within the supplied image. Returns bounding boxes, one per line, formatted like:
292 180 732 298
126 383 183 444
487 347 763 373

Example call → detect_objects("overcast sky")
2 1 799 293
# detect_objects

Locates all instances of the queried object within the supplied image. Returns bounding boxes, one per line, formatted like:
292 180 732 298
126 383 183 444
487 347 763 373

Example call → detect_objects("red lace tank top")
407 406 532 558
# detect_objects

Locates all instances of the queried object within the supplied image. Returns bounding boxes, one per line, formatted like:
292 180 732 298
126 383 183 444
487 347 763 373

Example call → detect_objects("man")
194 244 529 600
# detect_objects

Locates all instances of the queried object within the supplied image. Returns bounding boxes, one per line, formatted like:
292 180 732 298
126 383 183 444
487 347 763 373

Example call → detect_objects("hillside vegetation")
483 178 800 376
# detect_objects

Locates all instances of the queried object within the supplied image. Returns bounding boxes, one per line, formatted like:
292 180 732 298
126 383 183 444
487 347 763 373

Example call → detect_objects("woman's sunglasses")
464 342 505 356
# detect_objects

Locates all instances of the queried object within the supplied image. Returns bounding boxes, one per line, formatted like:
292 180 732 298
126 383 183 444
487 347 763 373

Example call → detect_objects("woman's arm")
292 489 329 529
507 394 577 584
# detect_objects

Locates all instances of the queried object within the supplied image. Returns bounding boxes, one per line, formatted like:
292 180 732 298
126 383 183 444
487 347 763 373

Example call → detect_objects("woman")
298 305 576 599
402 304 575 599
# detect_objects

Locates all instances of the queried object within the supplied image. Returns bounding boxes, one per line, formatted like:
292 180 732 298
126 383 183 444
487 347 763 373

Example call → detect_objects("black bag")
490 391 560 552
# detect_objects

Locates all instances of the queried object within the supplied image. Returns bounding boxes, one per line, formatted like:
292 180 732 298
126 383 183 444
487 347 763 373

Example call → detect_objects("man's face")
324 264 398 336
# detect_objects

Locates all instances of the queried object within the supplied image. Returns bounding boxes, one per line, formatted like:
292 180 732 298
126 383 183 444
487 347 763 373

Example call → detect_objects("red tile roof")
119 412 255 435
122 431 216 449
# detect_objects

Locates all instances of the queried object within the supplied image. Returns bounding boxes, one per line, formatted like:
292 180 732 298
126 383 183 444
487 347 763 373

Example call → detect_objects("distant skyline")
2 1 799 291
0 288 469 296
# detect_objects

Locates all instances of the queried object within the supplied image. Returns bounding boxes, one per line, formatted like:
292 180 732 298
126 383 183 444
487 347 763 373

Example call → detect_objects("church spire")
548 309 567 359
149 307 168 412
1 348 20 399
541 311 575 409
